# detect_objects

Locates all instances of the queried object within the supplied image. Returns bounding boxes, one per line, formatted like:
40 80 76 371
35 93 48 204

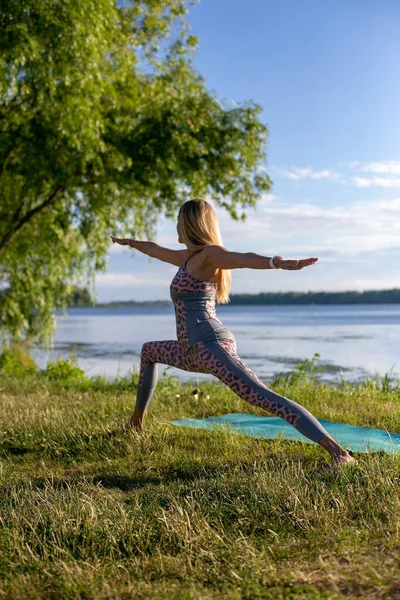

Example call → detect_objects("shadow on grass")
29 463 247 493
27 474 162 491
92 464 235 491
93 474 163 491
0 444 33 457
22 475 162 491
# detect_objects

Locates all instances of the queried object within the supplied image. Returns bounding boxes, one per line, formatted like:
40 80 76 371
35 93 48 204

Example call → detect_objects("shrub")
43 351 88 384
0 341 38 377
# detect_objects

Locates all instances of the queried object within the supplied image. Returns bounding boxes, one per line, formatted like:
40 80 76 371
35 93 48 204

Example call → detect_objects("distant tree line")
228 289 400 305
65 287 400 307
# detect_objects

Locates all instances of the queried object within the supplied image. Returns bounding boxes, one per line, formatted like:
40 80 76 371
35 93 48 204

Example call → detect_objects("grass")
0 355 399 599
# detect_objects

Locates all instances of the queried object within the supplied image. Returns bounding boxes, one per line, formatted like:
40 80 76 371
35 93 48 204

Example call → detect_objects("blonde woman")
111 198 356 466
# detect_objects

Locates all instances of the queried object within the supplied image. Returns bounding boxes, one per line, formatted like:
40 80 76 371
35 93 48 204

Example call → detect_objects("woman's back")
180 248 219 284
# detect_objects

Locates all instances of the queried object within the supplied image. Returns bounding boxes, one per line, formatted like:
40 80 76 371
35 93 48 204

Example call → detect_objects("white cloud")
210 195 400 253
357 161 400 175
353 176 400 188
272 161 400 188
272 166 345 183
346 161 400 188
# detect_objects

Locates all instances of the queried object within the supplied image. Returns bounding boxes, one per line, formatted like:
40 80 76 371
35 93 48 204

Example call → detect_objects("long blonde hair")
178 198 231 304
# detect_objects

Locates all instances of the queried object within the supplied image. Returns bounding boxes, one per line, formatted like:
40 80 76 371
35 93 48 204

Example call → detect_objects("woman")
111 198 356 466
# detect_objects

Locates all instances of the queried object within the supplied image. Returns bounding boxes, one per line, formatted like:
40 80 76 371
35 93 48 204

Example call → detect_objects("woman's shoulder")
181 245 227 269
203 244 227 255
182 245 224 261
203 245 228 262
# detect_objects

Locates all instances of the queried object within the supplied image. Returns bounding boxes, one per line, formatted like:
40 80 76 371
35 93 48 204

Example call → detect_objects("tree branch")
0 185 65 258
0 146 16 179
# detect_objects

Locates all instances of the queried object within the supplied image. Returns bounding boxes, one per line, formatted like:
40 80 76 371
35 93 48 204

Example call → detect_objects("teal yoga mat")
170 413 400 453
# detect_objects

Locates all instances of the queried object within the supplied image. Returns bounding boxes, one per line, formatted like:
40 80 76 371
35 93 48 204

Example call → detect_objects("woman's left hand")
275 256 318 270
110 236 133 246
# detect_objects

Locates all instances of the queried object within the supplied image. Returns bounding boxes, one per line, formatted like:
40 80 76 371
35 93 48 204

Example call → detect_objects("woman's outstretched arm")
204 245 318 271
110 237 188 267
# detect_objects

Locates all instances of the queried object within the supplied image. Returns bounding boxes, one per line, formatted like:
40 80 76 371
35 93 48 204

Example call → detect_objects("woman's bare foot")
331 453 357 467
319 434 358 467
127 408 145 433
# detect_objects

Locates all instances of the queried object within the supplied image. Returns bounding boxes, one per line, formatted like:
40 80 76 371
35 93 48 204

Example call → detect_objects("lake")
30 304 400 385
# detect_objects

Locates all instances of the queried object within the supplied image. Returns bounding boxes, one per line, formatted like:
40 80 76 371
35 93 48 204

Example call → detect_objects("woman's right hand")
275 256 318 270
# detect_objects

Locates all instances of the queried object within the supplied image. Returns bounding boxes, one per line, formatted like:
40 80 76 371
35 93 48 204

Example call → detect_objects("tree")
66 286 93 307
0 0 272 347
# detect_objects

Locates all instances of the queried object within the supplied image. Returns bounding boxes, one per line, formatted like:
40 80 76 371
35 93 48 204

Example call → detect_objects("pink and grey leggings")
135 337 330 445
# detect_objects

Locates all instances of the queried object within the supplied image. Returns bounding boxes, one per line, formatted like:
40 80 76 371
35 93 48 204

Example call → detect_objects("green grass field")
0 353 399 599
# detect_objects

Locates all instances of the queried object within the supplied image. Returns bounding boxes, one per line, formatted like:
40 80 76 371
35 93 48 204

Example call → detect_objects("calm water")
31 304 400 385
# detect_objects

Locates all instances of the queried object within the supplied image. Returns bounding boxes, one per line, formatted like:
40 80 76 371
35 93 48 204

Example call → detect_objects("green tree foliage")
65 286 93 307
0 0 272 347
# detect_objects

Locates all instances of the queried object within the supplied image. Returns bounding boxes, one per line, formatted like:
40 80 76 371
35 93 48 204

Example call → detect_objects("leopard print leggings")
135 336 330 445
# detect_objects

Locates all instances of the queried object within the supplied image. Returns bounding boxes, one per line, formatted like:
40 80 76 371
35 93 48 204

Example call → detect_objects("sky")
98 0 400 303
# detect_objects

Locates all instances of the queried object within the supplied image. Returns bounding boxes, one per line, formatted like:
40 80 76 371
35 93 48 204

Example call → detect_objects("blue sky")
99 0 400 302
